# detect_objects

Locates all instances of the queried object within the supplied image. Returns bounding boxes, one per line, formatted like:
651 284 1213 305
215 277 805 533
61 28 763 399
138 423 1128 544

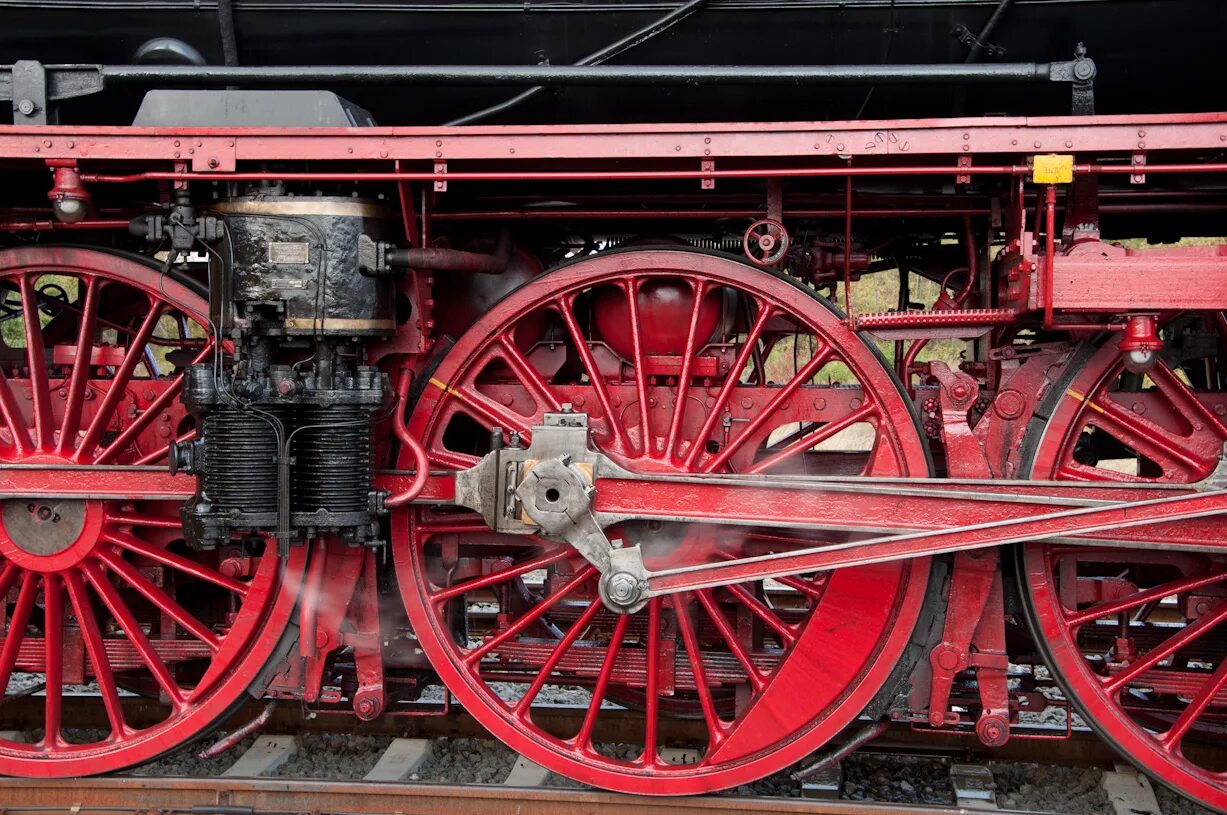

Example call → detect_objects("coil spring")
292 404 373 514
201 407 287 515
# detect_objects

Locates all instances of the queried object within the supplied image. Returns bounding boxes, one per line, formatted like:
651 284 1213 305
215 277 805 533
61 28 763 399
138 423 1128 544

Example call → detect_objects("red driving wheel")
394 248 931 794
1019 320 1227 812
0 246 304 777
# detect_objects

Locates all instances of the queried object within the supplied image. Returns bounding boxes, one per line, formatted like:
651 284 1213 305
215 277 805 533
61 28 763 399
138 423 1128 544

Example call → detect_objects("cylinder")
291 404 373 525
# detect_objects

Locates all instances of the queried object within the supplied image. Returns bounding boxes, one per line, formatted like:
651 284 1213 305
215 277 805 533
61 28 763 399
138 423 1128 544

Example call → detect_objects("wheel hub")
2 498 87 555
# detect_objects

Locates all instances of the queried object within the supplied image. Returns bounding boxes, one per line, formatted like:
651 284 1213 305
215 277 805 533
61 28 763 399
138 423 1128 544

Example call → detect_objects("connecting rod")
452 412 1227 613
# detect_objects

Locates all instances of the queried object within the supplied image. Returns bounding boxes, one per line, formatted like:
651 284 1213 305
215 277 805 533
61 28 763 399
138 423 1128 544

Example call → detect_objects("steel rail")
0 776 1056 815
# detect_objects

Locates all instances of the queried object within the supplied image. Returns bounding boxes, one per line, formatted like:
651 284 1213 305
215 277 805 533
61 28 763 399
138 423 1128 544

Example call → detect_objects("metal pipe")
80 164 1227 188
430 202 1227 221
386 369 430 509
94 62 1060 87
388 229 511 274
794 721 890 782
0 218 129 231
80 165 1029 185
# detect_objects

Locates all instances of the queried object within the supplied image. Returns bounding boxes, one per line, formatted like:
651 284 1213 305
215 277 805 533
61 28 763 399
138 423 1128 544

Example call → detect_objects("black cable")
217 0 240 67
446 0 710 126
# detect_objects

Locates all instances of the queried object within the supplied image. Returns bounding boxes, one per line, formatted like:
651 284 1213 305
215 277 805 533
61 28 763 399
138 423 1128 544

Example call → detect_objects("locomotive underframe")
2 108 1227 803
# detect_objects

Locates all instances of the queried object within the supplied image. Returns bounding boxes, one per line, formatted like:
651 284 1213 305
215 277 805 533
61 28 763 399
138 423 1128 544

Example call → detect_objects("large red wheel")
394 249 932 794
0 246 304 777
1019 320 1227 812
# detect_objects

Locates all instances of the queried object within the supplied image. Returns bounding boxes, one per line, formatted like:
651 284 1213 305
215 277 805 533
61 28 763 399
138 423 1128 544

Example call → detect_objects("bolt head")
605 572 641 606
16 99 34 116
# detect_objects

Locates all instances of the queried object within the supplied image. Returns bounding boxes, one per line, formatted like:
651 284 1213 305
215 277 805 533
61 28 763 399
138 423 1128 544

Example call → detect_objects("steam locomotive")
2 0 1227 809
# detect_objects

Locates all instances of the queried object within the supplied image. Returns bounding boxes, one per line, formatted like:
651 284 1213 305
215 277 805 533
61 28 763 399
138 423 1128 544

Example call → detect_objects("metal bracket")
952 24 1006 59
1 61 105 125
1047 43 1096 115
11 61 48 125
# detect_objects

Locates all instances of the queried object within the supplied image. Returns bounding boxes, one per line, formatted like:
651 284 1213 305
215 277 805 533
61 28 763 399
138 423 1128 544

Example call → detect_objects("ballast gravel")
94 716 1220 815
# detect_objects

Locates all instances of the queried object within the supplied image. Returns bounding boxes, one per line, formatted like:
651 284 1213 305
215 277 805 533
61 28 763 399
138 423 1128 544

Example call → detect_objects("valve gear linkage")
454 411 1227 614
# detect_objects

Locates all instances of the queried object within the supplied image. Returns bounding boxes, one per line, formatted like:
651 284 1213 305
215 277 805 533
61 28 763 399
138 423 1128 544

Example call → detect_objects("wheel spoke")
74 302 164 462
496 334 562 414
675 592 728 748
664 280 709 462
92 333 214 465
433 545 572 603
94 547 221 651
514 598 603 716
56 276 103 454
81 560 185 708
623 279 652 457
430 448 481 470
134 429 194 465
0 571 38 696
695 588 767 692
444 381 535 442
641 596 662 767
108 510 184 530
554 294 628 449
571 613 630 750
0 370 33 454
1147 359 1227 441
702 342 834 473
1087 396 1210 475
41 572 63 747
1103 599 1227 693
746 401 877 474
465 566 595 664
1160 654 1227 751
64 571 128 738
682 303 775 469
723 582 797 646
103 530 248 598
1067 568 1227 627
19 275 54 450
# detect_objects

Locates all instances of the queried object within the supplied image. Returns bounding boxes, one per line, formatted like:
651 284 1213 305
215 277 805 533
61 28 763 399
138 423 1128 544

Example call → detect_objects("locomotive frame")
2 52 1227 810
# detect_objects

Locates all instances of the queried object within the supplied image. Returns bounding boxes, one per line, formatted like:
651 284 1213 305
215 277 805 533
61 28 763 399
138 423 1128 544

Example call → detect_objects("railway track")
0 777 1059 815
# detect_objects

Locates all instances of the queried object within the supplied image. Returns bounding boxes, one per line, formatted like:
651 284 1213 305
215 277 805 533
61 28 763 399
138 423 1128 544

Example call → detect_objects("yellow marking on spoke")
429 377 462 398
1066 388 1104 414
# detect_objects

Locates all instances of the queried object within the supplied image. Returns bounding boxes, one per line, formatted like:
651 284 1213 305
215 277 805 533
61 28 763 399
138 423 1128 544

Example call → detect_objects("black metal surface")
220 199 394 337
292 404 374 525
0 0 1215 124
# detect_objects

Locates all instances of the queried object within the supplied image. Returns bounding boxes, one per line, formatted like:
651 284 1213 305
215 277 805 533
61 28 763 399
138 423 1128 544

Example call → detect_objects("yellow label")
1033 154 1074 184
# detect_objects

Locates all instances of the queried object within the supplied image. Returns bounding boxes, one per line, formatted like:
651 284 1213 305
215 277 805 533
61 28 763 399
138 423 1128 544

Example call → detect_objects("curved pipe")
386 368 430 509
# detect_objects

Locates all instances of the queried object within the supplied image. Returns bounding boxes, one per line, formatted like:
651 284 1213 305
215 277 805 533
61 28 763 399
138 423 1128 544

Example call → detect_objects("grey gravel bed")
91 721 1221 815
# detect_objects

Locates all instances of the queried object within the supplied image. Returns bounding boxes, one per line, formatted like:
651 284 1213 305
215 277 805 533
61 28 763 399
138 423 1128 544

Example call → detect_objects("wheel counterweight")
0 247 304 778
394 249 932 794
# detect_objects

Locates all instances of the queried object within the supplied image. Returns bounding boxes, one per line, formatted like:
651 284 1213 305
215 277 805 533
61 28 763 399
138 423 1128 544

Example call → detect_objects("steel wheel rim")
0 247 304 776
1021 328 1227 811
394 249 931 794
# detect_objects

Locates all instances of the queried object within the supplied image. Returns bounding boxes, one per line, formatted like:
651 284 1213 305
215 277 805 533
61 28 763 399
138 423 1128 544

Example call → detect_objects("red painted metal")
6 94 1227 805
0 246 305 777
1021 322 1227 810
395 250 931 794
